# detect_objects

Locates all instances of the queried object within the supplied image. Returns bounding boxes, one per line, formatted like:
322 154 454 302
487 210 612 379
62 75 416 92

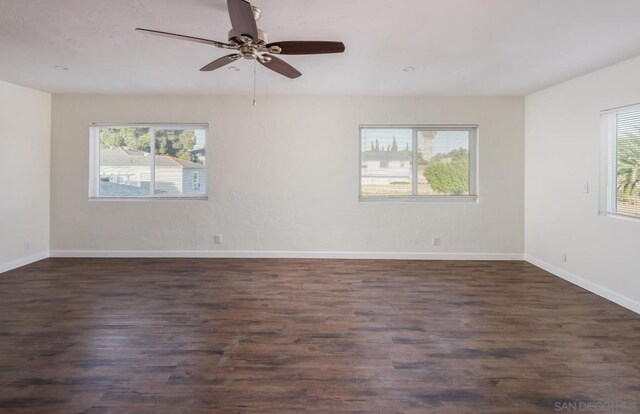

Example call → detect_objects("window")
601 105 640 219
360 125 478 200
89 124 207 199
192 171 200 189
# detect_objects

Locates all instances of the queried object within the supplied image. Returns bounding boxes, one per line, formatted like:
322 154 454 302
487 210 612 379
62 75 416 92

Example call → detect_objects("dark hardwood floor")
0 259 638 413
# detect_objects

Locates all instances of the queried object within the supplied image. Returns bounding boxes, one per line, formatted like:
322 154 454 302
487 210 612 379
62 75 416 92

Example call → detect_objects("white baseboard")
49 250 523 261
0 251 49 275
525 254 640 315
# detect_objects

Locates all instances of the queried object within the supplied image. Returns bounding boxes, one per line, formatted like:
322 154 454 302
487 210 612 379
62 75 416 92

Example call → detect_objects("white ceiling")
1 0 640 96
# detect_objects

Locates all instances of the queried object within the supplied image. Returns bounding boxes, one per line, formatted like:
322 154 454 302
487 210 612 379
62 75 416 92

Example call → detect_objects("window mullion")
150 127 156 196
412 128 418 196
91 127 99 198
470 127 478 196
611 116 618 213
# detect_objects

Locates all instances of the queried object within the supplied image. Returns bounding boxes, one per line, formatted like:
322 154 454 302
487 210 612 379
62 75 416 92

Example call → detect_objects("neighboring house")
361 150 411 184
191 148 206 164
99 147 206 197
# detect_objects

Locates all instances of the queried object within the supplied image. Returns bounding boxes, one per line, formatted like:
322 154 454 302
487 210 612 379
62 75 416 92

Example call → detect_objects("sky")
361 128 469 155
194 129 206 150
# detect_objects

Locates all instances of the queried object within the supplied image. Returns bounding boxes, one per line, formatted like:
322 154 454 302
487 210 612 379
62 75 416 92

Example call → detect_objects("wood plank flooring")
0 258 638 413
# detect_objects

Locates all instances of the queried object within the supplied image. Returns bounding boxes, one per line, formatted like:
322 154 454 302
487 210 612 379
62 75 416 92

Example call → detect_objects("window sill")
359 195 478 203
89 196 208 202
599 211 640 223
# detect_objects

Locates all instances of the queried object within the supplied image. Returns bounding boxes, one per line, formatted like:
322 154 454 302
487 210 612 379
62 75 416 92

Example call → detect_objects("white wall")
525 55 640 312
0 81 51 272
50 95 524 258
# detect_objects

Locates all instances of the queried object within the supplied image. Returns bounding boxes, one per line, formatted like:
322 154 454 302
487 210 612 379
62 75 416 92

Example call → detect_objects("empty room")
1 0 639 412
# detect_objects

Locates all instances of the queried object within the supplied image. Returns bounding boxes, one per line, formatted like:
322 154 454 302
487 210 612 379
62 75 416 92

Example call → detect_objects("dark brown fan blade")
227 0 259 40
267 41 345 55
259 54 302 79
136 28 228 48
200 54 240 72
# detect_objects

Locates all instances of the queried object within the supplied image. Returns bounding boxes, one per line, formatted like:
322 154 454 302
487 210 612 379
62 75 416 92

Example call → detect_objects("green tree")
617 133 640 196
99 129 125 148
448 148 468 162
391 137 398 151
374 139 380 152
155 129 196 161
99 128 197 161
423 148 469 195
99 128 150 152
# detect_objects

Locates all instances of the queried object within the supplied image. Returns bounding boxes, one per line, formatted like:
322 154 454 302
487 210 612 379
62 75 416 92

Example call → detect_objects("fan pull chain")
252 60 257 107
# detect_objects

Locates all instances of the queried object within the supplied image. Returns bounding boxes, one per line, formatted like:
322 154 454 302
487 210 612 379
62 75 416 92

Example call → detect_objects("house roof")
99 181 150 197
363 151 411 162
100 147 204 169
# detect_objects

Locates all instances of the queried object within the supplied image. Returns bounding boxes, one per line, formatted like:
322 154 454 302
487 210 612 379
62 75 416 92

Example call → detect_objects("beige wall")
525 55 640 312
0 81 51 271
50 95 524 258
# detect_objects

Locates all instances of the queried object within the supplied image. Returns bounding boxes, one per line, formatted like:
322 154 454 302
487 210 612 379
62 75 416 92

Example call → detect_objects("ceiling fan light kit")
136 0 345 79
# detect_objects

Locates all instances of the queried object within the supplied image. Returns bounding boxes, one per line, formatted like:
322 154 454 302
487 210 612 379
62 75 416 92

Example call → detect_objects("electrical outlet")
561 252 567 263
582 181 589 194
214 234 222 244
23 241 30 251
432 237 441 247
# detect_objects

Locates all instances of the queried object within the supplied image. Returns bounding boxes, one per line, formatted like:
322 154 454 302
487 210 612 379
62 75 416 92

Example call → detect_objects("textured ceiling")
1 0 640 95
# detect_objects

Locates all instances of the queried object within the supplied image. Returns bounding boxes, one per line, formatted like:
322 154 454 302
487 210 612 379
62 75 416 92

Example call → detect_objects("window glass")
360 126 477 200
91 125 207 199
417 130 470 196
603 107 640 218
98 127 152 197
154 128 206 197
360 128 413 197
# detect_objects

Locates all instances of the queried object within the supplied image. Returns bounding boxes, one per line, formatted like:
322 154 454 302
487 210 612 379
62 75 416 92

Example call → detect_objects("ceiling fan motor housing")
228 29 268 46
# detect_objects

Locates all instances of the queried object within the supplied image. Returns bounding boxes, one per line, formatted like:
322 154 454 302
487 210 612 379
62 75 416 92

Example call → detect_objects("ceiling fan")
136 0 345 79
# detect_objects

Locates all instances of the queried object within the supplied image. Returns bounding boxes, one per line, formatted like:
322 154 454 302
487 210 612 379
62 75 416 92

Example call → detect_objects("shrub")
424 159 469 195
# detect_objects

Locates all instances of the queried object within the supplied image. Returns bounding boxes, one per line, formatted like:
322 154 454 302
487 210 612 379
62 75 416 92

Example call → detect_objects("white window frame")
192 171 200 189
359 124 479 202
89 123 208 200
600 103 640 221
